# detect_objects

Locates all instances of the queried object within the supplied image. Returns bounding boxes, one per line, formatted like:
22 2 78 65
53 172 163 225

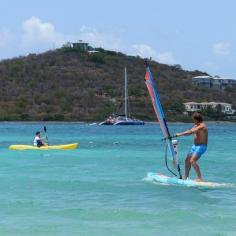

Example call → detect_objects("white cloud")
7 18 176 65
131 44 157 59
20 16 71 51
131 44 176 64
79 27 176 64
213 42 230 55
156 52 176 64
19 19 127 56
79 27 177 64
202 62 219 73
0 29 12 48
79 26 125 51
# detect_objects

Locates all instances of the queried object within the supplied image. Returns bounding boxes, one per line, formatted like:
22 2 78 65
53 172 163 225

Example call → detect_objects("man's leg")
184 155 191 179
190 155 202 181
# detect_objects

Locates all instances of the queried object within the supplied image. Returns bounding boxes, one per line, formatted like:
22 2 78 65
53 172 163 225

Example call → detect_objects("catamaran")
99 68 144 125
144 62 232 188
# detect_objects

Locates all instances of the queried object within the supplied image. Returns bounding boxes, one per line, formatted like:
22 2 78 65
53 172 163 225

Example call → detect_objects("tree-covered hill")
0 47 235 121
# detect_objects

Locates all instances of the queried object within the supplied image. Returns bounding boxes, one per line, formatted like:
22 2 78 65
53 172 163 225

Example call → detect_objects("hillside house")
184 102 235 115
192 76 236 89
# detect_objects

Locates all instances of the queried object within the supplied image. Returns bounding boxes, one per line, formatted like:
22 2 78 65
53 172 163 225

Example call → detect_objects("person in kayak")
176 112 208 182
33 131 45 147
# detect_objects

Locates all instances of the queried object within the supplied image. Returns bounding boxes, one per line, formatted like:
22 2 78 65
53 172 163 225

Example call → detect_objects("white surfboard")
144 172 234 188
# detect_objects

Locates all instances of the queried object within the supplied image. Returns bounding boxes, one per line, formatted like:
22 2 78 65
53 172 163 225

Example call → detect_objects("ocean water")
0 122 235 236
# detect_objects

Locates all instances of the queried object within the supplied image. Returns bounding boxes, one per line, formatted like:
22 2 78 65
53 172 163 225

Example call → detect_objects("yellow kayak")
9 143 78 150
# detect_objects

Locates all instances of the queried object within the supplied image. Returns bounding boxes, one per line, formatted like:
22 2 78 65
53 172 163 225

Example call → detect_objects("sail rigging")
144 62 182 178
99 68 144 125
124 67 128 119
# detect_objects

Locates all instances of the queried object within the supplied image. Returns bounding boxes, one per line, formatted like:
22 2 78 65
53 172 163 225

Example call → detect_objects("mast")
144 62 182 179
124 67 128 119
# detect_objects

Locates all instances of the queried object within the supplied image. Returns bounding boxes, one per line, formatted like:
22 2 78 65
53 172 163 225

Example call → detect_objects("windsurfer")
176 112 208 182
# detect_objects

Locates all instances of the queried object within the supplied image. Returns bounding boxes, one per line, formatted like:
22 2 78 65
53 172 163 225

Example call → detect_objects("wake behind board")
145 172 234 188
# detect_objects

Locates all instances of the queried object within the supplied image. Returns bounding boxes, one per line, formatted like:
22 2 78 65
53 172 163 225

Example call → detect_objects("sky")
0 0 235 78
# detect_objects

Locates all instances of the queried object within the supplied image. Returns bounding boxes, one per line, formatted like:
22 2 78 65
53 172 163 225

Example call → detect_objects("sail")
144 62 181 177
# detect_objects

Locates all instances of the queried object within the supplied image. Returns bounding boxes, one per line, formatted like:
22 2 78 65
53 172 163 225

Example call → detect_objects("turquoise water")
0 122 235 236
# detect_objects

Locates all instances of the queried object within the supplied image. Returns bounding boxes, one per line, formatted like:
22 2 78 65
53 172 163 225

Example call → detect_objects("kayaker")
33 131 45 147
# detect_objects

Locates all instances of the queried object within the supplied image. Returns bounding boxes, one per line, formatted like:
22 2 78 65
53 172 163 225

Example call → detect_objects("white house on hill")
184 102 235 115
192 76 236 90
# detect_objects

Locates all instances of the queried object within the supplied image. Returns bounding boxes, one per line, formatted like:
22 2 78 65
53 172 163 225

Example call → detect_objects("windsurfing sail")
144 62 182 178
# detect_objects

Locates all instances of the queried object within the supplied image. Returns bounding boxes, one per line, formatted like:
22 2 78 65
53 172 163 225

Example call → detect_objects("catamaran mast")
124 67 128 119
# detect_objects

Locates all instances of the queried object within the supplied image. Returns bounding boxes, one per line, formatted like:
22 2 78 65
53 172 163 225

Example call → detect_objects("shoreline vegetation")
0 45 235 122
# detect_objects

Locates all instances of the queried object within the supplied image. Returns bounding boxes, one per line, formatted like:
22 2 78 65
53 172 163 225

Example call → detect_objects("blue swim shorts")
188 144 207 158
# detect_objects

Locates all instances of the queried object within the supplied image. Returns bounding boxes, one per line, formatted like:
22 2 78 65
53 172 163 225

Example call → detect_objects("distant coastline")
0 46 235 122
0 120 235 124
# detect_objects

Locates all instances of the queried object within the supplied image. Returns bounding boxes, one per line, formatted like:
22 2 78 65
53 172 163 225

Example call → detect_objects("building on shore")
184 102 235 115
192 75 236 90
72 40 89 51
61 40 98 53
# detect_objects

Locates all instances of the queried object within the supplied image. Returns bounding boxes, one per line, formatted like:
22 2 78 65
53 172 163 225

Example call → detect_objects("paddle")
44 126 49 145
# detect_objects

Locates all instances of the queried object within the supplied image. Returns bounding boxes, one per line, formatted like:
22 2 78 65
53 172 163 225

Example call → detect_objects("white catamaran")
99 68 144 125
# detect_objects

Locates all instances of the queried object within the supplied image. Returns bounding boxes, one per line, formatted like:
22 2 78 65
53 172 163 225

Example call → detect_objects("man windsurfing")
176 112 208 181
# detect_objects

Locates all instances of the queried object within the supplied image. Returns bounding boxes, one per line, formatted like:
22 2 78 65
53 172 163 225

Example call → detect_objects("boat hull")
9 143 78 150
99 121 114 125
100 116 144 125
114 120 144 125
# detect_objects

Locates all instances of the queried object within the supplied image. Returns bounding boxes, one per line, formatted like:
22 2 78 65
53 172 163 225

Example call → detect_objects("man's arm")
176 129 194 137
176 123 204 137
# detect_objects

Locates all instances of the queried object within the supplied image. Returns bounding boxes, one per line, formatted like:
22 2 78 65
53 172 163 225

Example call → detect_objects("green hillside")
0 46 235 121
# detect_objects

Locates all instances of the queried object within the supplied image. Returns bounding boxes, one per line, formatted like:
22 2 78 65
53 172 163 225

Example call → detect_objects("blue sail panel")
144 63 180 171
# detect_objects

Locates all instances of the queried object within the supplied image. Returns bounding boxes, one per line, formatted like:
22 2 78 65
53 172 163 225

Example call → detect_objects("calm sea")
0 122 235 236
